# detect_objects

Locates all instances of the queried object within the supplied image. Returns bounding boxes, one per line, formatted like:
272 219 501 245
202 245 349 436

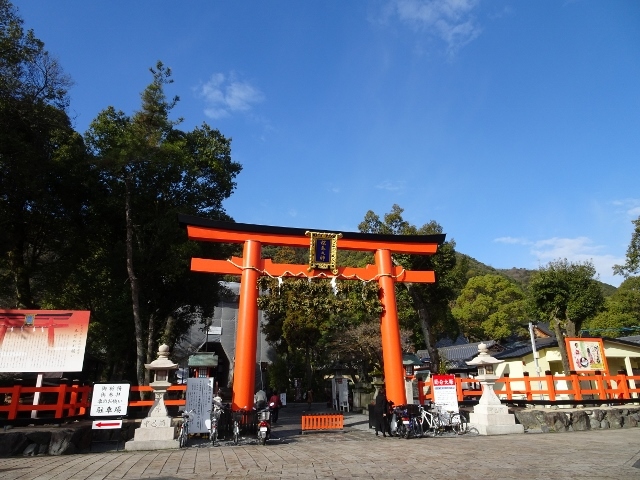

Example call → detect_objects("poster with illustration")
0 310 89 372
565 338 608 373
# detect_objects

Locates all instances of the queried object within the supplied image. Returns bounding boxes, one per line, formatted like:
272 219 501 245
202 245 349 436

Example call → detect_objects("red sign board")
0 310 89 372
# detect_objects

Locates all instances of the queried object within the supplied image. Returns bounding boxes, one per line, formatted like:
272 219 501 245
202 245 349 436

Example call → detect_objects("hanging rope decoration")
225 258 406 283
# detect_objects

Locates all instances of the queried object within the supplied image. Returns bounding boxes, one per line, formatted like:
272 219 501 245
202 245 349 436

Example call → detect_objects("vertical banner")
565 338 608 373
185 377 214 433
432 374 459 413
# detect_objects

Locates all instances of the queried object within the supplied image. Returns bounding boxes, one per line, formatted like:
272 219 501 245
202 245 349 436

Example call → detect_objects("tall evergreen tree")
0 0 92 309
85 62 242 385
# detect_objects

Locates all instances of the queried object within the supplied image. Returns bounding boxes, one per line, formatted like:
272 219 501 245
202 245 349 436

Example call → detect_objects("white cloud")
516 236 624 286
494 236 530 245
197 72 264 119
376 180 406 192
391 0 482 56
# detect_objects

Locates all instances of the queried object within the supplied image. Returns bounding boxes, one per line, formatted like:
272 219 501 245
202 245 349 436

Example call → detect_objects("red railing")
418 371 640 405
0 383 92 420
0 384 188 421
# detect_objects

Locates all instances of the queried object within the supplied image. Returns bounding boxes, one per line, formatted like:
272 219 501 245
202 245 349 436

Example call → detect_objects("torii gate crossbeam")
178 214 445 409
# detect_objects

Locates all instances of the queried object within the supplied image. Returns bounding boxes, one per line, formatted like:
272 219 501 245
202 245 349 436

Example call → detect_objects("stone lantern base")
125 415 178 451
469 403 524 436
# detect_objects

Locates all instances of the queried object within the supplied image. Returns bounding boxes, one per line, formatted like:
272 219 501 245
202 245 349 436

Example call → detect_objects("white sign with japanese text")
185 377 214 434
90 383 130 417
432 374 459 413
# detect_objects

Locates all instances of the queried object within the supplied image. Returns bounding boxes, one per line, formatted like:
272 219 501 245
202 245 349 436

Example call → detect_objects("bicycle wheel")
233 421 239 445
178 425 187 448
451 414 467 435
415 418 424 438
429 415 442 437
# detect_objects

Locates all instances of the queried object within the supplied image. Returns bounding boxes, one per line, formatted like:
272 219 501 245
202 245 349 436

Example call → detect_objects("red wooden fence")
0 384 187 421
2 373 639 422
418 372 640 405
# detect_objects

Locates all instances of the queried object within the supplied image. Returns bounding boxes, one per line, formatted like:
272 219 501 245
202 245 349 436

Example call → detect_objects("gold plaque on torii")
305 231 342 274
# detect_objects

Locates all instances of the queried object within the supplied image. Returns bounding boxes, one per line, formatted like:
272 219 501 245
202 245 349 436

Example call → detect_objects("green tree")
528 259 605 373
358 205 465 372
85 62 241 385
582 276 640 337
613 217 640 278
451 274 527 342
258 276 381 389
0 0 93 309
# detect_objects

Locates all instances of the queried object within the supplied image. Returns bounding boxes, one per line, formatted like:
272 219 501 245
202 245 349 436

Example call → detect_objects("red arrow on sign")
92 420 122 429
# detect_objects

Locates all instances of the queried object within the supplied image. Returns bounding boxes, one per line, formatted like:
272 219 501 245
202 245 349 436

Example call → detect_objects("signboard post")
90 383 130 451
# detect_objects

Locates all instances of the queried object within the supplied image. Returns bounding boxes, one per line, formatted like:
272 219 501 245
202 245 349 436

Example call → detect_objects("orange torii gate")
178 214 445 410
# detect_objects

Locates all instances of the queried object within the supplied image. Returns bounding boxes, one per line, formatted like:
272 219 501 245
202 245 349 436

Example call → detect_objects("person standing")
306 389 313 411
269 390 282 423
374 388 389 437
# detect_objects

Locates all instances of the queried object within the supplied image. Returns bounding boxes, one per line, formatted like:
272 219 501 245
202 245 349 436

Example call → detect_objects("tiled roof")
494 337 558 360
417 340 498 362
618 335 640 345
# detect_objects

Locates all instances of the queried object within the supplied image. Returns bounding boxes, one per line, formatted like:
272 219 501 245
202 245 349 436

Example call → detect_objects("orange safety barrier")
301 413 344 433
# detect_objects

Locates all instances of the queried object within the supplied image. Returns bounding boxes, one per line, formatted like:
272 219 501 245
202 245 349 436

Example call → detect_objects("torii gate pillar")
233 240 262 410
376 249 405 405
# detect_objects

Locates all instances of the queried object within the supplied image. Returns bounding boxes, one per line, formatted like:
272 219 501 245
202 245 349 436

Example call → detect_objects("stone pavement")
1 403 640 479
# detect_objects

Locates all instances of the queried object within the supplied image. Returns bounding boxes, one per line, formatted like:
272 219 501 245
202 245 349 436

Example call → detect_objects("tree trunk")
551 313 571 374
406 284 440 373
125 176 146 386
144 313 156 385
305 344 313 390
8 239 36 308
565 319 577 338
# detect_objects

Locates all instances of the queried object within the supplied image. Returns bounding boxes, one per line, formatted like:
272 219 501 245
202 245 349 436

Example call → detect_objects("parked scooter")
205 395 225 446
257 401 275 445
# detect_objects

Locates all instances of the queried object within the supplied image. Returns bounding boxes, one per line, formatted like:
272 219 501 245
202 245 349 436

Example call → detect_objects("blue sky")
15 0 640 287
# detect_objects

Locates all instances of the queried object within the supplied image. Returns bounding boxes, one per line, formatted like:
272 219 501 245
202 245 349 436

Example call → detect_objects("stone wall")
0 421 137 457
513 406 640 433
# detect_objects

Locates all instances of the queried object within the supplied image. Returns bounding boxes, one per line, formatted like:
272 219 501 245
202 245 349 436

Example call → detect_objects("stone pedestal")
125 416 178 451
469 402 524 436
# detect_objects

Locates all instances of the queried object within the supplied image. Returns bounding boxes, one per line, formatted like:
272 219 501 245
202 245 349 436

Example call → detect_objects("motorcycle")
257 401 275 445
205 396 225 446
390 404 417 439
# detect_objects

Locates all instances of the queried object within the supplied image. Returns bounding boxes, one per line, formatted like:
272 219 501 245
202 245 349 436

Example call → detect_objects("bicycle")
416 404 441 437
232 409 243 445
177 409 194 448
434 405 468 435
206 397 225 446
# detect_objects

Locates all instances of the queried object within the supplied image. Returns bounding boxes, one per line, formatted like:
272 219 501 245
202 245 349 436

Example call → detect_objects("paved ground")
1 403 640 479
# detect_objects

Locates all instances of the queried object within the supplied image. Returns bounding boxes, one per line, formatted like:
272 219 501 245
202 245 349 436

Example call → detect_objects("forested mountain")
457 253 618 297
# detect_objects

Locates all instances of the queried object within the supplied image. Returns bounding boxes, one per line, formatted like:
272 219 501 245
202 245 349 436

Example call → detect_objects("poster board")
0 310 89 372
90 383 130 417
185 377 214 434
432 374 459 413
565 338 608 374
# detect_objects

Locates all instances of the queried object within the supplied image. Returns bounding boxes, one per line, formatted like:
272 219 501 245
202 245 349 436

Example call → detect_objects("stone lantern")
125 344 180 451
465 343 523 436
